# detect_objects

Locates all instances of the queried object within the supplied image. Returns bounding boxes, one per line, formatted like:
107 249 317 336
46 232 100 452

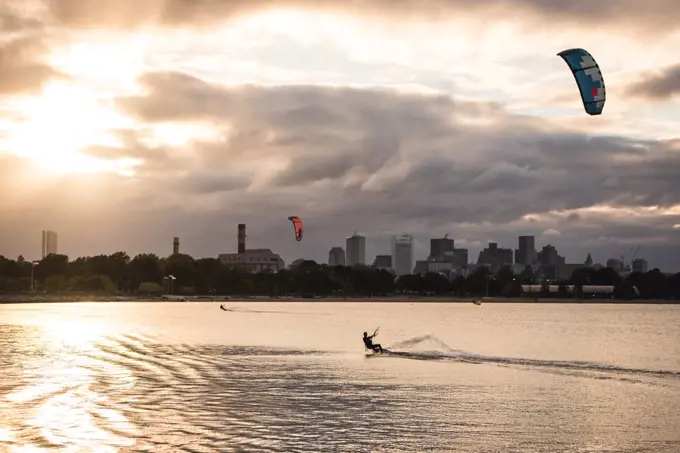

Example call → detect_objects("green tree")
164 253 196 289
130 254 163 288
36 254 69 282
1 249 677 300
45 275 67 292
194 258 224 294
138 282 163 294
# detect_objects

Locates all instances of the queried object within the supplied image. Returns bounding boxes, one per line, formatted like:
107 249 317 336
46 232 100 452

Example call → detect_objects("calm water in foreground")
1 302 679 452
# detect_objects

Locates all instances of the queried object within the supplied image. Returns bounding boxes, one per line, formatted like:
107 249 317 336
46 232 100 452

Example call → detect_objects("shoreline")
1 295 678 304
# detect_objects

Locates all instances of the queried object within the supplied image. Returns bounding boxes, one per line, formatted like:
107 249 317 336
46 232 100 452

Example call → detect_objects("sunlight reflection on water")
1 302 679 452
2 319 138 452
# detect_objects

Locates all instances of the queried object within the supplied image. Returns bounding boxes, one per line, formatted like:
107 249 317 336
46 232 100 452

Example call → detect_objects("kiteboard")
365 349 390 357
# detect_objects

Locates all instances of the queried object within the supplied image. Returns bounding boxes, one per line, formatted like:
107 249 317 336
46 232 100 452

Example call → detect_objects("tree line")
0 252 679 299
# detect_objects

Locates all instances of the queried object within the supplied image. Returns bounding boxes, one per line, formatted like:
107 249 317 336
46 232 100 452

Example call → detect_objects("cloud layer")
627 64 680 101
1 0 680 271
37 0 680 31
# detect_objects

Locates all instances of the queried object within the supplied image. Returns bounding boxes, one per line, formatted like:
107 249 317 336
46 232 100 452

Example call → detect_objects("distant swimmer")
363 328 385 353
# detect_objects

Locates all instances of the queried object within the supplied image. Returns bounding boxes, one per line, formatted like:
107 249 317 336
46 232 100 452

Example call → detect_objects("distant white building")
219 249 285 273
392 234 414 276
218 223 285 272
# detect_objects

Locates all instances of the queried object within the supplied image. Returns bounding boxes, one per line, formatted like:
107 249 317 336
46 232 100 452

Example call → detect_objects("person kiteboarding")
363 327 387 353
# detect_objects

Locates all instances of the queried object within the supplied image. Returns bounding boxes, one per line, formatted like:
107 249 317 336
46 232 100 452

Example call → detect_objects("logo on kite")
557 48 606 116
288 216 303 242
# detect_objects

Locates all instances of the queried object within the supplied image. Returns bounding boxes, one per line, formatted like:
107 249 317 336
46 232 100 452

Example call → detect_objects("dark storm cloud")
179 172 252 194
114 71 680 231
3 68 680 269
39 0 680 32
106 71 680 270
272 134 400 186
626 63 680 100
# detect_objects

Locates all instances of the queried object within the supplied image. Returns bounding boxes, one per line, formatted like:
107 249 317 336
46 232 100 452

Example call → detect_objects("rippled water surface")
1 302 679 452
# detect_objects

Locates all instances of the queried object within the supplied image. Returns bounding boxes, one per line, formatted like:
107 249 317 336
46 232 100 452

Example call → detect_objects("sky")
1 0 680 271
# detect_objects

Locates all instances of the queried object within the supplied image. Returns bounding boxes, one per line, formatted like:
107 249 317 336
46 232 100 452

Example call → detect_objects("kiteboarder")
363 329 385 353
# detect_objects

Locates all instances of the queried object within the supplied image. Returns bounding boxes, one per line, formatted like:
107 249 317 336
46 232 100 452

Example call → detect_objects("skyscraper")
328 247 346 266
392 234 414 276
515 235 536 265
430 236 454 260
237 224 246 254
41 230 57 258
173 237 180 255
345 233 366 266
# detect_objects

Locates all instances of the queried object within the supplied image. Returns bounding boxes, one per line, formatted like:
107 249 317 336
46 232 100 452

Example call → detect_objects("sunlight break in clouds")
2 81 140 176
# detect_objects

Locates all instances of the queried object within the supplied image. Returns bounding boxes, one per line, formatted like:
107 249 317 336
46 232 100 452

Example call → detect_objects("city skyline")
11 227 673 273
1 2 679 272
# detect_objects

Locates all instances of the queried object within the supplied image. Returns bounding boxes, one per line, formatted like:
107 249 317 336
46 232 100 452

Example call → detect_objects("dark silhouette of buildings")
477 242 513 273
373 254 392 269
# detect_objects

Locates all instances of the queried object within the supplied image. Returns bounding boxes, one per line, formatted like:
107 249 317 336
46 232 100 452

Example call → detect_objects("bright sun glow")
0 33 152 178
47 33 151 96
2 81 141 176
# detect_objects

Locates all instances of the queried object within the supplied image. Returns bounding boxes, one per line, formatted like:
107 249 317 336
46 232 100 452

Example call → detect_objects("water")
1 302 679 452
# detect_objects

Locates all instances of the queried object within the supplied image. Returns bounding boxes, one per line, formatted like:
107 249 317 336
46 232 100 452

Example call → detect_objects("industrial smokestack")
237 224 246 254
173 237 179 255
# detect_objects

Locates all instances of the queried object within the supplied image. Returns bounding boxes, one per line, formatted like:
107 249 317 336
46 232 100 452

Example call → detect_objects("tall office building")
237 224 246 254
41 230 57 258
345 233 366 266
632 258 648 273
430 236 454 260
515 235 536 265
328 247 346 266
173 237 180 255
392 234 414 276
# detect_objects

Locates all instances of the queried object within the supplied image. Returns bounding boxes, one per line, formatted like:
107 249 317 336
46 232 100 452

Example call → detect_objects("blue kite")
557 48 606 115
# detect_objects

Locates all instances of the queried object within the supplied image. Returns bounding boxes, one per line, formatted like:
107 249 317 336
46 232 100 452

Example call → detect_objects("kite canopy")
557 48 606 116
288 216 303 242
